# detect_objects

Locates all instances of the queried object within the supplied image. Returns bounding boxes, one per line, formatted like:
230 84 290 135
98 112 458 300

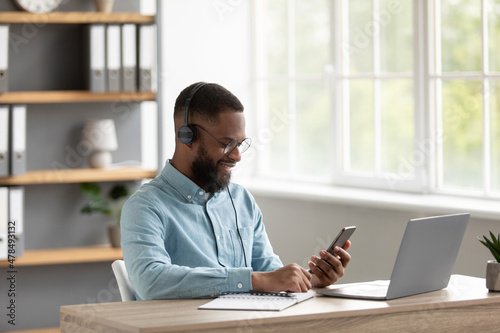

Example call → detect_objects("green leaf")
109 184 128 200
482 235 491 244
80 182 128 221
490 231 499 249
81 183 102 201
478 234 500 262
81 206 93 214
482 235 496 251
479 238 492 252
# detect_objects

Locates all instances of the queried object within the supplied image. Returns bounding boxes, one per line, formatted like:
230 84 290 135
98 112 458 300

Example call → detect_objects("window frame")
331 0 428 193
429 0 500 199
249 0 500 201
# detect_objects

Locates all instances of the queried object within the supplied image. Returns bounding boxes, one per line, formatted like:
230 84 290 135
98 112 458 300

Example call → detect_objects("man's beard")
191 145 231 193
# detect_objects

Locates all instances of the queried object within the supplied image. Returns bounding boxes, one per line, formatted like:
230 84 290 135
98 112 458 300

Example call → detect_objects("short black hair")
174 82 244 124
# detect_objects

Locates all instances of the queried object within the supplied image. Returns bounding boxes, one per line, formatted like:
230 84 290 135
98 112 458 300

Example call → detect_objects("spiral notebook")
199 291 314 311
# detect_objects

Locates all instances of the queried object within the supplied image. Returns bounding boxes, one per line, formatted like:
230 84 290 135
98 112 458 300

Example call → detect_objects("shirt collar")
161 160 209 204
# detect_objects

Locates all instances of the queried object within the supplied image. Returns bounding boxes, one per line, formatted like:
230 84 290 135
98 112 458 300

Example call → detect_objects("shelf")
0 12 155 24
0 166 157 185
0 245 123 267
0 90 156 104
9 328 59 333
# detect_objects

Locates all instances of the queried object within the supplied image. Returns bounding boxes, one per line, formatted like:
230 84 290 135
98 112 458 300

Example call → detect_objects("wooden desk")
60 275 500 332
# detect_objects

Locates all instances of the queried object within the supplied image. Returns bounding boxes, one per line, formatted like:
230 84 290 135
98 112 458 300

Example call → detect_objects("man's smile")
218 161 236 174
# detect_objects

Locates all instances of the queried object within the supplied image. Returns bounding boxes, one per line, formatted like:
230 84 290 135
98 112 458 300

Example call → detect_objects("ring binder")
8 186 24 258
0 187 8 260
121 23 137 91
10 104 26 175
0 105 9 177
106 24 122 92
0 24 9 93
138 24 155 92
86 24 106 92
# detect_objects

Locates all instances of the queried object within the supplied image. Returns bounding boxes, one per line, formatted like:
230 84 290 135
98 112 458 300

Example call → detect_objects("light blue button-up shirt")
121 161 283 299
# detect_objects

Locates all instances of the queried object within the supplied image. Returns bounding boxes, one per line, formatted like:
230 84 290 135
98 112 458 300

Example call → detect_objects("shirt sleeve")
121 192 252 300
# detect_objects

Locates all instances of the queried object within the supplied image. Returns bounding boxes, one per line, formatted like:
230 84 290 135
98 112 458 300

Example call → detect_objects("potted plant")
81 182 129 248
478 231 500 291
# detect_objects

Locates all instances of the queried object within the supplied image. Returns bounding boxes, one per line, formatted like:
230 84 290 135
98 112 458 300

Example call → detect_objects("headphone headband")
183 82 208 127
178 82 208 144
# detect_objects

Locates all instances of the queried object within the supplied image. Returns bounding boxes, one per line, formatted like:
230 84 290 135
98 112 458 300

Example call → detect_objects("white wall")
254 193 497 283
160 0 252 160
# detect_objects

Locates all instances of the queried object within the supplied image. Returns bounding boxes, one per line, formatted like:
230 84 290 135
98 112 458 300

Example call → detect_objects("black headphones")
177 82 208 144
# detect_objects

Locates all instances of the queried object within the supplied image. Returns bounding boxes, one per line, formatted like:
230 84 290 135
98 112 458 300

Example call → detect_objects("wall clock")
14 0 62 13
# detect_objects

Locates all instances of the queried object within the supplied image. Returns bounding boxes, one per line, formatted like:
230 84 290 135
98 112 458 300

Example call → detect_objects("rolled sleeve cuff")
227 267 253 292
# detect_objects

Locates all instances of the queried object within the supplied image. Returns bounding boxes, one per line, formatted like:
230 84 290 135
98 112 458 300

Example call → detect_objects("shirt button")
237 283 243 289
216 235 220 240
187 195 192 200
199 191 204 195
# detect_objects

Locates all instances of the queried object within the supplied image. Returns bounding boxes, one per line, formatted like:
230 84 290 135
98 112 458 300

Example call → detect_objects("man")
121 82 351 299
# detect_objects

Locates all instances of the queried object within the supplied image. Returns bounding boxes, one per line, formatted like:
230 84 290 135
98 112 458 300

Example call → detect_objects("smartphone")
326 226 356 255
309 226 356 274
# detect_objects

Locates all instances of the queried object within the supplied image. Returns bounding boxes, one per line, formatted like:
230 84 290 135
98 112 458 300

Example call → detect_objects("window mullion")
287 0 297 176
436 77 444 189
373 0 381 174
434 0 442 75
482 0 491 196
340 0 351 173
433 0 443 190
414 0 429 191
331 0 342 181
484 79 491 196
342 78 351 172
482 0 489 74
374 81 381 174
253 0 267 176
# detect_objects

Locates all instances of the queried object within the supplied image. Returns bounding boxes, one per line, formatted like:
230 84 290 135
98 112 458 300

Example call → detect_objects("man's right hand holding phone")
251 241 351 292
252 226 354 292
308 240 351 288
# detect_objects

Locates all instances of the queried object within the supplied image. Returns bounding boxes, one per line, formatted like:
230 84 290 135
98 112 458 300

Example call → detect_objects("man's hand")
309 240 351 288
251 263 312 293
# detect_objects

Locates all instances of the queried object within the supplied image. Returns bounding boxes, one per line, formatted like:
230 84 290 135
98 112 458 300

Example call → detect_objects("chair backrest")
111 259 136 301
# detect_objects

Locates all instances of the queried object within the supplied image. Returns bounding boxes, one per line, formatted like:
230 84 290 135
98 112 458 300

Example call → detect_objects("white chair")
111 259 136 301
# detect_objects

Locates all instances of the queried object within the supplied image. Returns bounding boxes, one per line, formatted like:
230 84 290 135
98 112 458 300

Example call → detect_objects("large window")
431 0 500 197
252 0 500 199
335 0 418 191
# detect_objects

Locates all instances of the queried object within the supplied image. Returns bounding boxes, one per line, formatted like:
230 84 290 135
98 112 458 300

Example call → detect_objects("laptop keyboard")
335 281 390 297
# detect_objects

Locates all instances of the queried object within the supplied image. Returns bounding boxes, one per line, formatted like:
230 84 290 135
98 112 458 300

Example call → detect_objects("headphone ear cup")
178 125 197 144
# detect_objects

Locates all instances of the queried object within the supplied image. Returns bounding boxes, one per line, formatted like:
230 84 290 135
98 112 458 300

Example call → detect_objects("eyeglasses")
192 124 252 155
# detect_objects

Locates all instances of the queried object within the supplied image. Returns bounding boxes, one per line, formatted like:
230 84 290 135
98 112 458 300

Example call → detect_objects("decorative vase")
486 260 500 291
94 0 115 13
88 150 112 168
108 224 121 248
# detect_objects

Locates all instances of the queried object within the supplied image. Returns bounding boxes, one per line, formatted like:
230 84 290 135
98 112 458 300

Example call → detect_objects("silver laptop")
318 213 470 300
